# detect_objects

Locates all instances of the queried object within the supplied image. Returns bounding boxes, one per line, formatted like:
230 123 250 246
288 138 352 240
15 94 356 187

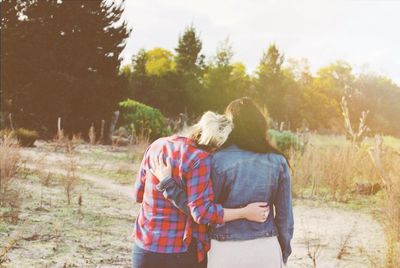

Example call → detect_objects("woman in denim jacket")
152 97 293 267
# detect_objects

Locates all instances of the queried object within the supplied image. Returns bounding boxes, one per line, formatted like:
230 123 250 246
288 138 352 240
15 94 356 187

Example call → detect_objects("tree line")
1 0 400 138
122 28 400 136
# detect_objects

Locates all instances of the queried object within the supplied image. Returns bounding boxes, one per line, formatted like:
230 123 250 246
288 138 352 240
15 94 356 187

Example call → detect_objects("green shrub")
268 129 301 152
119 99 171 140
0 128 39 147
14 128 39 147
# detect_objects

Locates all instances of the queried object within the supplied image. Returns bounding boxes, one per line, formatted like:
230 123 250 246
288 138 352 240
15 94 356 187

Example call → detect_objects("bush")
14 128 39 147
119 99 171 140
268 129 301 152
0 128 39 147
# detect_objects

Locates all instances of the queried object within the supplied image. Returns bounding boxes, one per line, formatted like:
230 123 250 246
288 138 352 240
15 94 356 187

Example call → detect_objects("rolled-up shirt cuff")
156 177 174 191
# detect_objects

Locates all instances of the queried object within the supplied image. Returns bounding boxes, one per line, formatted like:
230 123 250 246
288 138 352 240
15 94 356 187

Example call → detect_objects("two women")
132 111 270 268
133 97 294 267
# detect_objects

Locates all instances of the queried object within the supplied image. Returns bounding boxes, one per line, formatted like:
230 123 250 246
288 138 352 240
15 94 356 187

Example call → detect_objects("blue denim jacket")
157 145 294 263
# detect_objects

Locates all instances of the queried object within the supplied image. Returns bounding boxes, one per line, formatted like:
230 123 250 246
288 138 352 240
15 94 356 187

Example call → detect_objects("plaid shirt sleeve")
133 151 148 203
186 156 224 225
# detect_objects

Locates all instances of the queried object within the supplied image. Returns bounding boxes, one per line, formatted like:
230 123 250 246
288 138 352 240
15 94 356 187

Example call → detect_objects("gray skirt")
208 236 284 268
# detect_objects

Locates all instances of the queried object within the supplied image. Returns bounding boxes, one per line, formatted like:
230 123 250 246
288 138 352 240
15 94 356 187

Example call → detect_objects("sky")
117 0 400 84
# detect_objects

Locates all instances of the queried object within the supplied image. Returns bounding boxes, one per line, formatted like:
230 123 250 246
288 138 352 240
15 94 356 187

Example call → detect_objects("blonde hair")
188 111 233 149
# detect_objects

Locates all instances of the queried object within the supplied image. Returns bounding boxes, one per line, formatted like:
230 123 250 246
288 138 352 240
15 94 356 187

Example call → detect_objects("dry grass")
368 138 400 268
290 143 379 201
127 134 150 162
303 232 323 268
0 134 22 224
289 130 400 268
337 222 356 260
0 170 133 267
63 155 79 205
290 133 399 267
0 135 20 196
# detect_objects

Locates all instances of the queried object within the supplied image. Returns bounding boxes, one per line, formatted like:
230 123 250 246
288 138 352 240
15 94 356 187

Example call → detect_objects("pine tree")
0 0 130 136
174 25 205 114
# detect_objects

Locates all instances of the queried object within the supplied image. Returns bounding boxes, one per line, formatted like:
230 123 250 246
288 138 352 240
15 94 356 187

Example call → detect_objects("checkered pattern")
133 135 224 262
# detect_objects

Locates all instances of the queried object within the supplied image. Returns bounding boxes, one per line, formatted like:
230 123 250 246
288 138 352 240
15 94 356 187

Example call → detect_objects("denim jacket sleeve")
156 177 190 215
274 158 294 264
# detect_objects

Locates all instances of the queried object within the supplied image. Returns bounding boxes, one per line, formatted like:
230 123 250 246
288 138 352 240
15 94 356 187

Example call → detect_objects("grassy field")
0 134 399 267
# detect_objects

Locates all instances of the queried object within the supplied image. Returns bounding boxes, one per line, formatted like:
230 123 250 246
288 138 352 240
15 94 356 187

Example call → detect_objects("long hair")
225 97 288 162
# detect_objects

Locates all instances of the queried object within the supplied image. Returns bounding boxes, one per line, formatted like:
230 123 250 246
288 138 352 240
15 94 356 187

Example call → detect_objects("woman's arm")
274 159 294 264
156 176 190 215
151 154 269 223
133 148 150 203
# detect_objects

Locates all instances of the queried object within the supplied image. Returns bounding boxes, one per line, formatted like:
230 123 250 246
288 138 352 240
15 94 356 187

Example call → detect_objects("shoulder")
267 153 287 165
146 137 169 153
187 145 211 168
166 136 212 167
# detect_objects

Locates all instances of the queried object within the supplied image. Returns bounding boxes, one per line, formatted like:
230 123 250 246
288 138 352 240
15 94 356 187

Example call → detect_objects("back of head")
188 111 233 150
225 97 282 156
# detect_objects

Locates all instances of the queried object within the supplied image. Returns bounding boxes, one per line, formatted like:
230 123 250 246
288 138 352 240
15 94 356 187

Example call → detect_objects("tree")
353 74 400 135
1 0 28 129
203 38 234 112
203 38 251 112
128 49 151 104
0 0 130 136
145 48 176 76
175 25 205 75
174 25 205 114
317 61 355 101
126 48 181 116
301 78 342 130
255 44 288 122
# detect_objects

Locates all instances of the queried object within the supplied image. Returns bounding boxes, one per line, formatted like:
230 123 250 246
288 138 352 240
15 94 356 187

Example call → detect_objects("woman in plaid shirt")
132 111 269 268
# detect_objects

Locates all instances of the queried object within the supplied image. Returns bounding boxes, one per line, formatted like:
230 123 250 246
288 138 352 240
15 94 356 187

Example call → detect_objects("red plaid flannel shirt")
133 135 224 262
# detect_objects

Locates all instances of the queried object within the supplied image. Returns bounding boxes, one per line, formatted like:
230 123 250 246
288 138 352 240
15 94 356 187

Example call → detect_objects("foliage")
124 48 182 116
2 1 400 138
145 48 176 76
119 99 171 140
121 26 400 137
255 44 288 122
175 25 205 75
202 38 251 112
174 25 205 114
0 0 130 137
13 128 39 147
268 129 301 152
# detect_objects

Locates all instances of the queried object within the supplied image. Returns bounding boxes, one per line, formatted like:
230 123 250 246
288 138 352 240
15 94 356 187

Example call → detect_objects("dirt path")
20 147 387 267
289 204 385 267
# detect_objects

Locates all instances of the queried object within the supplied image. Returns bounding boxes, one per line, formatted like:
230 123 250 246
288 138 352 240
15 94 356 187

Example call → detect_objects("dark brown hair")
225 97 288 162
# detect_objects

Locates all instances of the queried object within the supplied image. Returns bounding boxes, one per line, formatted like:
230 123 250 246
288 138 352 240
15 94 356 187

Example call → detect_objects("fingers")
158 153 164 166
166 156 171 168
253 202 268 207
149 167 156 177
256 216 267 223
257 204 269 222
149 156 157 171
150 154 165 171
